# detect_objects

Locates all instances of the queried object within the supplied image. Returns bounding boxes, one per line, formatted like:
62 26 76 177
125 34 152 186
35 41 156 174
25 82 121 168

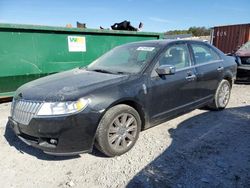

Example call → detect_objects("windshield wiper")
90 69 115 74
89 68 129 75
116 71 129 75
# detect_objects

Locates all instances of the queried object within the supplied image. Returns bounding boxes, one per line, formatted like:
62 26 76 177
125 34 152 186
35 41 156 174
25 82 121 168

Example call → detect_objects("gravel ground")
0 84 249 188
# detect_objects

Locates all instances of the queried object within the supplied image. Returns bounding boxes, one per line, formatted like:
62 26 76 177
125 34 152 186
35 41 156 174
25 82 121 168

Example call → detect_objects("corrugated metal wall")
212 23 250 54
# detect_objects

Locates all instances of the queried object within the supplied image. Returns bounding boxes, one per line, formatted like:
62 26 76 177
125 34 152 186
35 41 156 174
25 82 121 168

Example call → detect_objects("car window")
191 43 221 64
158 44 191 69
239 41 250 50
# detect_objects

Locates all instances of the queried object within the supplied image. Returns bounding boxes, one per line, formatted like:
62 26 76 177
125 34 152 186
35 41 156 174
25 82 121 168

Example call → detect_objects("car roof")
126 39 207 46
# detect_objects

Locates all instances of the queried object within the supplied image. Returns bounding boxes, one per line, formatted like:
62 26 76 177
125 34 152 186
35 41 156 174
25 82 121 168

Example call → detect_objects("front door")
147 42 197 124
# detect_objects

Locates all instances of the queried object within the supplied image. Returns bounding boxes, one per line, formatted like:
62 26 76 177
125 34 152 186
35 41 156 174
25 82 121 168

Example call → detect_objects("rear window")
191 44 221 64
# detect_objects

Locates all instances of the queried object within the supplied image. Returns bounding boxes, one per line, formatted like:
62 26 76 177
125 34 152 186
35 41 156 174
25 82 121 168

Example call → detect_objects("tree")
165 26 211 36
188 27 211 36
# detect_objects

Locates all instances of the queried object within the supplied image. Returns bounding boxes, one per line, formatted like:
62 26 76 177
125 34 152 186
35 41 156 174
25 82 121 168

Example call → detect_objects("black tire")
207 79 231 110
95 104 141 157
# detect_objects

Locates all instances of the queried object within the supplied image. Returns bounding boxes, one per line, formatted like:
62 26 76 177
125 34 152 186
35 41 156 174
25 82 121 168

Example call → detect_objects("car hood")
15 68 129 101
235 49 250 57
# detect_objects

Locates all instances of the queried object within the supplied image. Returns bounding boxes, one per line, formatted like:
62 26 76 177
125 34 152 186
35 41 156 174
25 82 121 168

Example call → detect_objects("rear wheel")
95 104 141 157
207 79 231 110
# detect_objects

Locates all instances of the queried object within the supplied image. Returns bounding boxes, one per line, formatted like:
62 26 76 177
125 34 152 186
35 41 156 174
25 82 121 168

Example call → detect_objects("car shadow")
235 82 250 85
127 106 250 188
0 97 12 104
4 123 80 161
91 147 110 158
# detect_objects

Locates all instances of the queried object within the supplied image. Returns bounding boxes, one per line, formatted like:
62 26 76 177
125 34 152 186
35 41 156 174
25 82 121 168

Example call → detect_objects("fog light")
50 139 58 145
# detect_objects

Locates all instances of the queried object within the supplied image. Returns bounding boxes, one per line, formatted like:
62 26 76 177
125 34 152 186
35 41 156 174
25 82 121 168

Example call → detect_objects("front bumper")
8 109 101 156
236 65 250 82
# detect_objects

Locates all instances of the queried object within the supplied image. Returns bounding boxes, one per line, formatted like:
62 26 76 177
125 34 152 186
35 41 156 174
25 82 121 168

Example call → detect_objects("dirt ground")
0 84 249 188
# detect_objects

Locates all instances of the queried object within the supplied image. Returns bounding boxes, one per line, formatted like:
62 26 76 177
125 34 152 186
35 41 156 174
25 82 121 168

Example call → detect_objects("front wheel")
207 79 231 110
95 104 141 157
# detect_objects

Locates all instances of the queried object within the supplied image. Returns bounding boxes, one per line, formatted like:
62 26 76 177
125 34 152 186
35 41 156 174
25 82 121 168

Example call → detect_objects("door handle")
185 74 196 81
217 67 224 71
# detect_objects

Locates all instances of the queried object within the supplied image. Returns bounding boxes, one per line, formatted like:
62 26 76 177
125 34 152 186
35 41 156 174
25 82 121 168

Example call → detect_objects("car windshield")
239 41 250 50
87 43 160 74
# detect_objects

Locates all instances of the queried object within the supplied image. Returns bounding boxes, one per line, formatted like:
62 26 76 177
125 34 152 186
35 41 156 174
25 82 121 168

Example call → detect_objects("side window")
191 44 221 64
158 44 191 69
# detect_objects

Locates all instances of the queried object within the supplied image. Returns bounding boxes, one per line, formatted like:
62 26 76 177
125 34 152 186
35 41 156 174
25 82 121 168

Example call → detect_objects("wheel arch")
105 98 147 131
223 72 233 87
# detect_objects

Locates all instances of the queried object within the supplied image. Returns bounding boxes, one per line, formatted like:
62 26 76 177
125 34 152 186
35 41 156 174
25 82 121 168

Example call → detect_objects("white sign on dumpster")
68 36 86 52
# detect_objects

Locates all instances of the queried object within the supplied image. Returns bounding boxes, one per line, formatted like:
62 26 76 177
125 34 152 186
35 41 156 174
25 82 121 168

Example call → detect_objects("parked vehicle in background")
211 23 250 54
8 40 237 157
211 24 250 82
235 41 250 82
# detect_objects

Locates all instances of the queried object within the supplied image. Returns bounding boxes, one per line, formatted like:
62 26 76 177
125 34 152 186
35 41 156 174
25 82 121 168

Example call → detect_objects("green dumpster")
0 23 163 98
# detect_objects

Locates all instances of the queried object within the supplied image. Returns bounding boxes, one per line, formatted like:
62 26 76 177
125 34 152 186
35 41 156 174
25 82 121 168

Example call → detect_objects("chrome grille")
11 99 42 125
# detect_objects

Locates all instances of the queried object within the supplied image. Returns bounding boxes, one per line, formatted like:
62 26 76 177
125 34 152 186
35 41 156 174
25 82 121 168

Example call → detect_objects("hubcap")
218 83 230 107
108 113 137 151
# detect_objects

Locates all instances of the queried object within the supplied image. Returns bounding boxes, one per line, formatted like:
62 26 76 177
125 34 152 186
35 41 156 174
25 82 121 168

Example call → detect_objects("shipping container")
211 23 250 54
0 23 163 98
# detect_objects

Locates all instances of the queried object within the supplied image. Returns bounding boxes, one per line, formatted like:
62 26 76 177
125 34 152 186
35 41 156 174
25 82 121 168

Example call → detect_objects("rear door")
189 42 224 101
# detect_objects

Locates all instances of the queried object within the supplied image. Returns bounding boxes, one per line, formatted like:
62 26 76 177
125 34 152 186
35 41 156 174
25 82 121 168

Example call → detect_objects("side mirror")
156 65 176 75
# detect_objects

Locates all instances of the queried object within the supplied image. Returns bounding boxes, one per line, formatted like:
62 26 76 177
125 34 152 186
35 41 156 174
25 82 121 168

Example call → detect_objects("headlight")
37 98 89 116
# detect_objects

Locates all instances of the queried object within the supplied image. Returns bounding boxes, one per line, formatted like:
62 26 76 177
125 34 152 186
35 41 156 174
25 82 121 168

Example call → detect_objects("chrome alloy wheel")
218 82 230 107
108 113 138 151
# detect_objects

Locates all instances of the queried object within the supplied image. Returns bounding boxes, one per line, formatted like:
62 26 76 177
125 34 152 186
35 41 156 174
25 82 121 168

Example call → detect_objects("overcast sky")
0 0 249 32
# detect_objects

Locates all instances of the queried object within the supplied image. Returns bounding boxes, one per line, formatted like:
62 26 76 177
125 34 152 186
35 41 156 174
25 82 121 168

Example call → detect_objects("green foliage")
165 27 211 36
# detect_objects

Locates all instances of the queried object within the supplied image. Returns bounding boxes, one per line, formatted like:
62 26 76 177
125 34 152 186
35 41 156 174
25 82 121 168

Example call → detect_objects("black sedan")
8 40 237 156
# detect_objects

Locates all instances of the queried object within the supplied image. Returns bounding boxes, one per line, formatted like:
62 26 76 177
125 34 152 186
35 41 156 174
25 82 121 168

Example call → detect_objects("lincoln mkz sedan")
8 40 237 156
